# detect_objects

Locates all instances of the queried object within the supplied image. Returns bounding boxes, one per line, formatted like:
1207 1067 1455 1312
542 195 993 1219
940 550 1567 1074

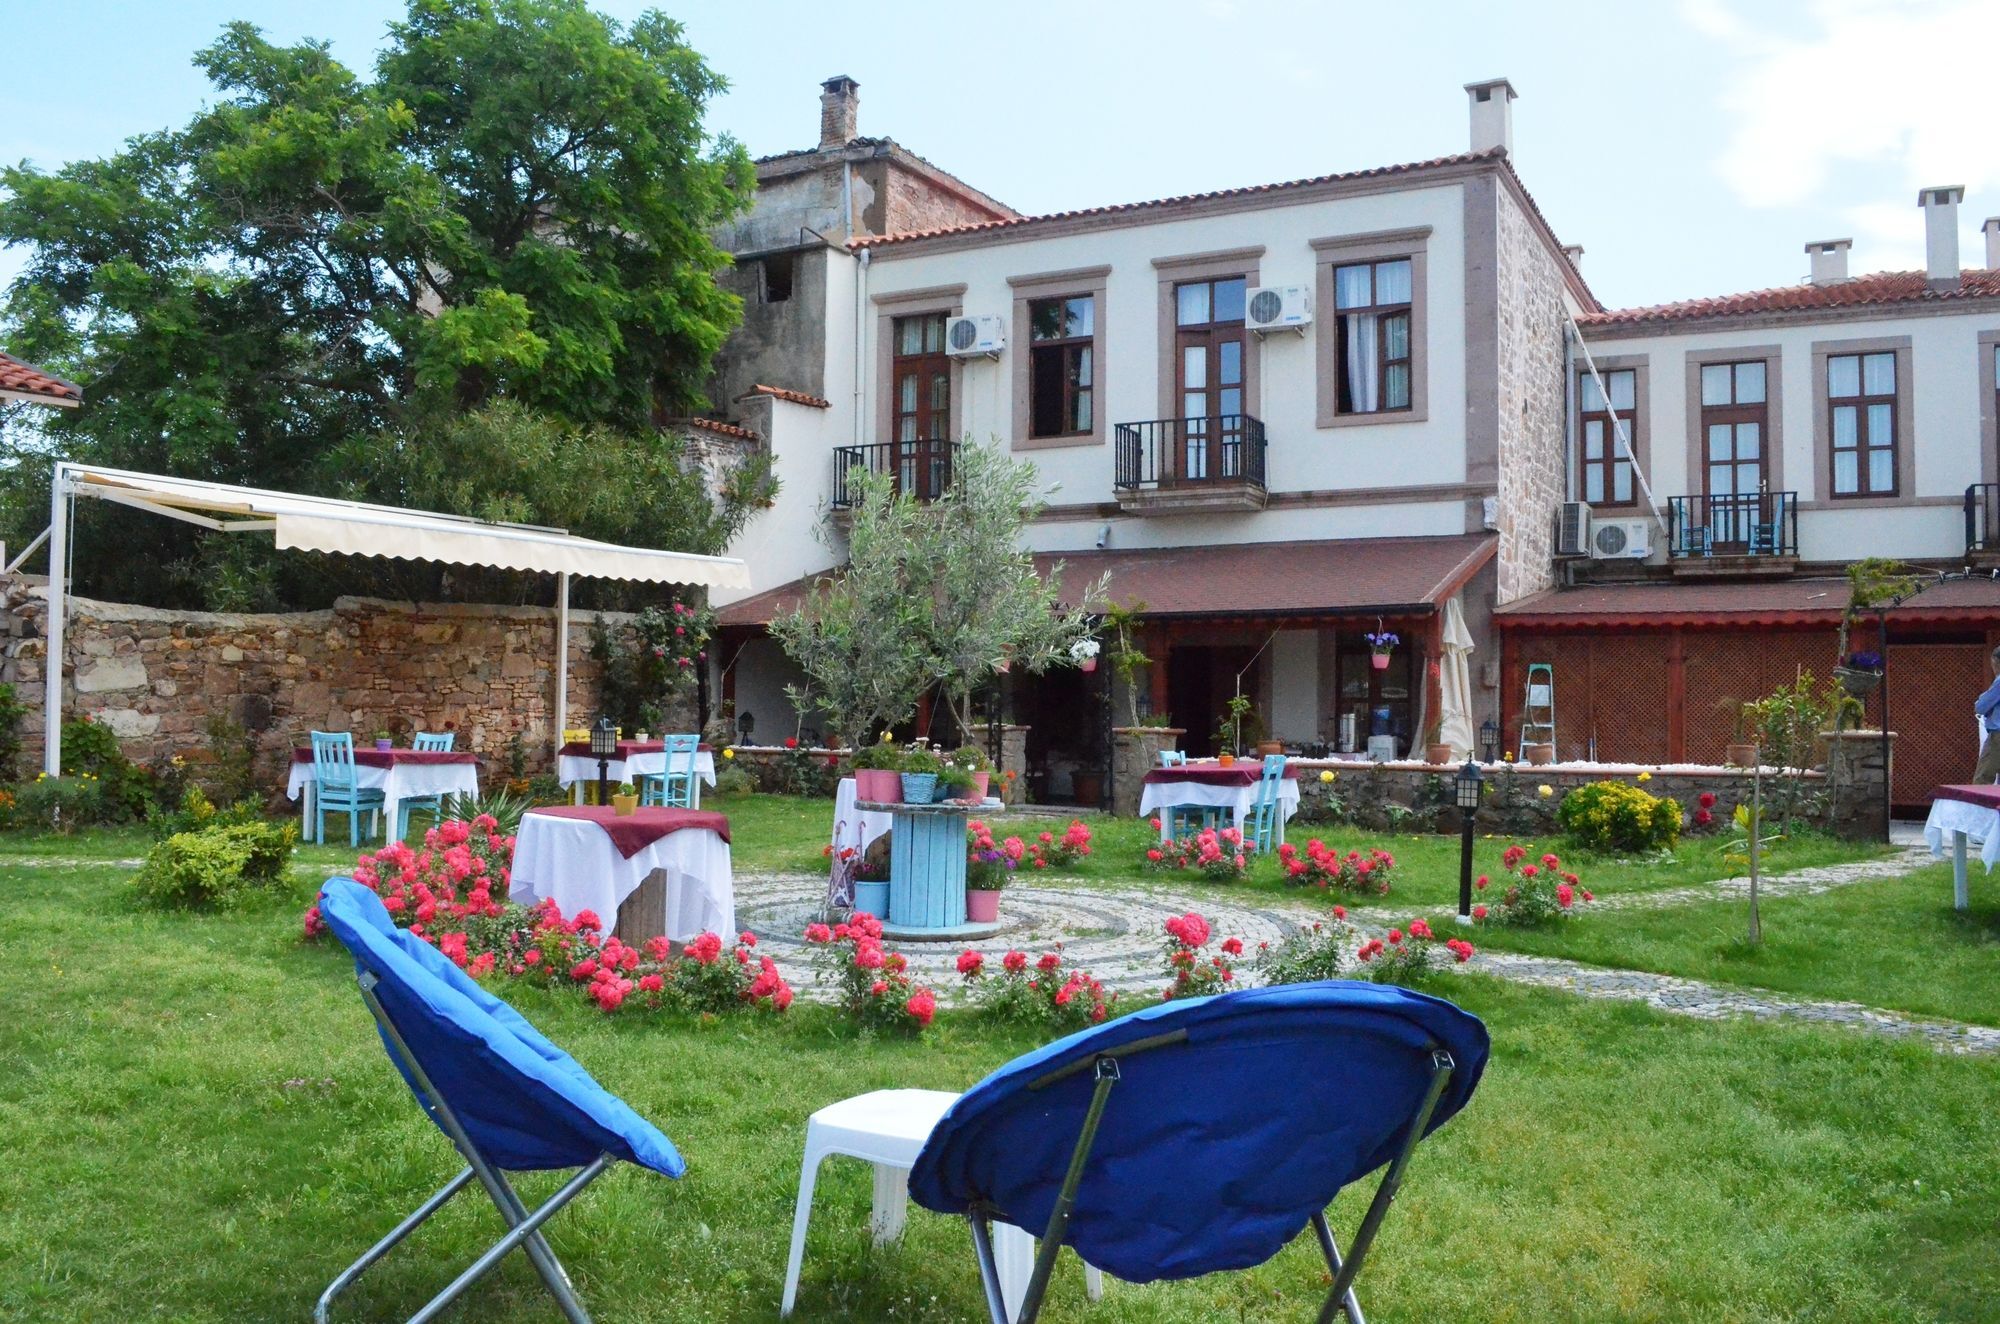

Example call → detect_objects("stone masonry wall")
1492 188 1571 605
0 580 689 794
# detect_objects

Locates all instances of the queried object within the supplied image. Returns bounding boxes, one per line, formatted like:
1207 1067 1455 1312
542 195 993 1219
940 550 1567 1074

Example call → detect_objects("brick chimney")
819 75 859 149
1463 78 1516 156
1805 238 1851 285
1984 217 2000 270
1918 184 1964 291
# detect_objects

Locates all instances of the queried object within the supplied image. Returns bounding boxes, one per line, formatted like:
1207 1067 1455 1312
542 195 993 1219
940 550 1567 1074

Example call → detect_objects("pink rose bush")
1354 918 1475 984
804 912 936 1034
1275 840 1398 896
1144 825 1250 881
957 943 1113 1028
303 817 791 1017
1478 846 1594 926
1161 911 1242 999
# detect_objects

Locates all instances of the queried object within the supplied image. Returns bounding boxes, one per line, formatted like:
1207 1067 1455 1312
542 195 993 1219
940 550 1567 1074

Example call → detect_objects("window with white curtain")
1333 258 1413 415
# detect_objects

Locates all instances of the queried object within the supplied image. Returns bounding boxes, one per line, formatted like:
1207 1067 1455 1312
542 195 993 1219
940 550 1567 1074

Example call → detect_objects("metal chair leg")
315 1167 476 1324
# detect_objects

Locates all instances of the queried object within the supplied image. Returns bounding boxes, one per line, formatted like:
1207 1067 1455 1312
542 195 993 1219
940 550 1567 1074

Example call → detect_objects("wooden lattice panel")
1584 635 1671 764
1681 634 1770 764
1883 643 1987 808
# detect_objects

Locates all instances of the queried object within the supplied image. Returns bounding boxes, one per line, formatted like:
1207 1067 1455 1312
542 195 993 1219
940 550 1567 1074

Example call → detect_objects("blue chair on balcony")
1747 492 1791 556
1247 754 1288 854
311 731 385 848
394 731 456 841
1672 513 1713 558
639 734 700 809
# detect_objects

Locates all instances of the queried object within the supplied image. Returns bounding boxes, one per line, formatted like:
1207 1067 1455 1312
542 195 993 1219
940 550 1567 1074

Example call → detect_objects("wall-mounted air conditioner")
1245 285 1312 335
1590 518 1654 560
1555 501 1591 557
945 314 1005 358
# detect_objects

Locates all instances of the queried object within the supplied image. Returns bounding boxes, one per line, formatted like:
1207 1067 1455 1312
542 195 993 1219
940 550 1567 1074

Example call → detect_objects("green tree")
0 0 755 608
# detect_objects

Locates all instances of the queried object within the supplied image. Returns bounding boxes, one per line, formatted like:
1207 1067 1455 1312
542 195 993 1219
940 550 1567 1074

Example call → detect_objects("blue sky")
3 0 1996 311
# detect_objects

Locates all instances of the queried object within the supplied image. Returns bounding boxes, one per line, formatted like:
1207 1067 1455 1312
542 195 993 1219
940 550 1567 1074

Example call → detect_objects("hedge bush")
1556 780 1682 854
131 821 299 909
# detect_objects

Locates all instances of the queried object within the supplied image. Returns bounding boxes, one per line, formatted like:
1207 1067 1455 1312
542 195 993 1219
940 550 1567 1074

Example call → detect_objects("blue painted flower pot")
899 772 938 804
852 880 890 918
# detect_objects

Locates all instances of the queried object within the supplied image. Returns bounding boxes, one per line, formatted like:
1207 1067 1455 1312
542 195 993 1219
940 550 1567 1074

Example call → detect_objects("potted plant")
1836 650 1884 697
1424 718 1452 766
899 744 944 804
610 781 640 816
374 730 394 752
1724 701 1758 768
965 842 1009 923
949 745 993 800
851 737 904 804
1070 637 1101 674
1831 558 1914 699
1364 630 1399 671
852 837 892 918
938 765 979 802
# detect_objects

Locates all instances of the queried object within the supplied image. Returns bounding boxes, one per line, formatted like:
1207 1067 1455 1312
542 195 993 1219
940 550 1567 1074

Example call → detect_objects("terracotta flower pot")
1257 740 1284 756
610 793 639 816
1370 653 1391 671
1725 742 1759 768
1079 657 1097 672
854 768 902 803
1523 743 1555 766
966 889 1001 923
969 771 990 800
1426 743 1453 765
1217 752 1236 767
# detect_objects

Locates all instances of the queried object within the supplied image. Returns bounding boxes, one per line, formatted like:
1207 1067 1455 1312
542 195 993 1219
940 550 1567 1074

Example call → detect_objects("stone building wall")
0 581 695 793
1491 186 1571 605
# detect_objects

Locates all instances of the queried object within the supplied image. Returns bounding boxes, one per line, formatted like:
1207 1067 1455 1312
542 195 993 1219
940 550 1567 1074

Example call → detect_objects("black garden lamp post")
1455 759 1484 923
1479 719 1499 764
591 716 617 807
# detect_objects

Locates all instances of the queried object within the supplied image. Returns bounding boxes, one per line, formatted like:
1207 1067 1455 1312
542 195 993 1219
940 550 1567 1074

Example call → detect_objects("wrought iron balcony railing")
1665 491 1798 558
1113 416 1267 493
830 439 957 509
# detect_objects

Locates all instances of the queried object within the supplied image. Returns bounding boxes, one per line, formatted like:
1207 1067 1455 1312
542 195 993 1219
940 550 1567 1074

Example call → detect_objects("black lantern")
1479 719 1499 764
1455 759 1484 923
591 716 617 807
737 709 756 743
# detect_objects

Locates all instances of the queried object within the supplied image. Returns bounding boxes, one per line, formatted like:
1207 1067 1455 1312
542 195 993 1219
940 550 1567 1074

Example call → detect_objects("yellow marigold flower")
1502 752 1515 763
1636 770 1652 782
722 747 736 760
1318 770 1334 783
1537 784 1553 798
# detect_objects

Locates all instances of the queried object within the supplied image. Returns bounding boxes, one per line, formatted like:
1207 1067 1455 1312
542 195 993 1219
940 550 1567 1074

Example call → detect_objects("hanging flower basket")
1364 630 1399 671
1070 638 1102 673
1835 652 1883 697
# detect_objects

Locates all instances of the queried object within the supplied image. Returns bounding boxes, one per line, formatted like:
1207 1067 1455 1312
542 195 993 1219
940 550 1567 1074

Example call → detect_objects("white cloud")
1693 0 2000 209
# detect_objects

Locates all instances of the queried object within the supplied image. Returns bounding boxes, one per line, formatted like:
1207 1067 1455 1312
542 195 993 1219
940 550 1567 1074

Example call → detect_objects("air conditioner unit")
1245 285 1312 334
1555 501 1592 557
1590 517 1654 560
945 314 1004 358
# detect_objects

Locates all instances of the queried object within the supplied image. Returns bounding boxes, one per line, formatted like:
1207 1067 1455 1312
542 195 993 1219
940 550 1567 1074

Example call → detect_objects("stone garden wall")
0 578 695 794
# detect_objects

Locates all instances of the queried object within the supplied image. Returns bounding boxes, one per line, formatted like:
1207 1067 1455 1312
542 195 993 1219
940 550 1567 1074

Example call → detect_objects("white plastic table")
509 807 735 941
286 750 481 843
556 743 717 806
1923 785 2000 911
1137 766 1300 842
780 1088 1102 1319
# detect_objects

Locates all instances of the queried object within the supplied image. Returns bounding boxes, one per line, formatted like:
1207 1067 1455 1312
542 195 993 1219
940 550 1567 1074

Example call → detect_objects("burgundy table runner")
525 805 732 858
1933 784 2000 811
1142 765 1302 788
292 748 478 768
557 741 712 760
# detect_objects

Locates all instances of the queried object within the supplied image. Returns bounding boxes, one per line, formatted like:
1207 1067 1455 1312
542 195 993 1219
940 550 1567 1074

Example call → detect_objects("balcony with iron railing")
829 439 958 510
1967 484 2000 561
1665 491 1799 576
1111 416 1268 514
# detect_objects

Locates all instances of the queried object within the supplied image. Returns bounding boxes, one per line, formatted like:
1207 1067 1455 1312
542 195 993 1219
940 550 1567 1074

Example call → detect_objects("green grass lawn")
2 828 1997 1321
1446 863 2000 1027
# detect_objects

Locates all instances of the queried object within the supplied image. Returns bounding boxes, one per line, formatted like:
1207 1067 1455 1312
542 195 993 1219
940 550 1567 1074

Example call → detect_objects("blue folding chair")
1747 491 1791 557
313 879 685 1324
394 732 456 840
638 734 700 808
1247 754 1288 854
910 981 1488 1324
312 731 385 848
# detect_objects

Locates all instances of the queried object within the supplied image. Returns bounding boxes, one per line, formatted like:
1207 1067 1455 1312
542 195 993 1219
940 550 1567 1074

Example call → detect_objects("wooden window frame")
1810 335 1914 507
1696 361 1770 502
891 312 953 444
1010 265 1109 450
1312 227 1430 429
1578 366 1641 508
1153 248 1261 424
1330 261 1414 416
1682 345 1783 498
872 283 965 448
1825 351 1898 498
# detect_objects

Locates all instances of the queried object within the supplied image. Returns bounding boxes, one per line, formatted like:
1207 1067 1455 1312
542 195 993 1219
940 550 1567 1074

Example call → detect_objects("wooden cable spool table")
856 800 1006 941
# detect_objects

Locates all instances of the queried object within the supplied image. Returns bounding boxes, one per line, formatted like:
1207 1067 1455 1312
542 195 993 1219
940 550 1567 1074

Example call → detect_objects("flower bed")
1143 823 1249 880
956 945 1112 1027
1475 847 1594 926
803 912 935 1033
1276 839 1398 896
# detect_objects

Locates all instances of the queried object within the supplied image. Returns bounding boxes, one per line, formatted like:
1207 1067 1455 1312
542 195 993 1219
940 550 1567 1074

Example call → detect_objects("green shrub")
149 784 262 838
131 821 298 909
14 774 106 833
1557 780 1682 854
0 682 25 780
61 716 157 822
712 763 755 797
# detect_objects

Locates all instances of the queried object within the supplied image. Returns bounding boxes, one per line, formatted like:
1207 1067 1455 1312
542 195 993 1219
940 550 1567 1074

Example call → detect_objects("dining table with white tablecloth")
509 805 734 942
1924 783 2000 911
286 748 481 843
1137 763 1301 842
556 741 717 805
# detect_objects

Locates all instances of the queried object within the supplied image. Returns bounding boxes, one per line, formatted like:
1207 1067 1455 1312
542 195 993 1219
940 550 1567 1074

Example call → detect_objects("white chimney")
1561 244 1584 272
1918 184 1964 290
1463 78 1517 156
1805 238 1851 285
819 75 859 150
1984 217 2000 270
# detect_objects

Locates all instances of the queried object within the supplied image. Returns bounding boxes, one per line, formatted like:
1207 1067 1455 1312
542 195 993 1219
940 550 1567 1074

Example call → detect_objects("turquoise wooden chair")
312 730 386 848
395 732 456 840
1247 754 1288 854
639 734 700 808
1747 492 1791 557
1158 749 1220 838
1157 750 1186 768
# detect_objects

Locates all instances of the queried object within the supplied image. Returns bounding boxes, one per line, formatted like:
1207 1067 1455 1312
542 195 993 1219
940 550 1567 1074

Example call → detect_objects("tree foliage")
0 0 756 608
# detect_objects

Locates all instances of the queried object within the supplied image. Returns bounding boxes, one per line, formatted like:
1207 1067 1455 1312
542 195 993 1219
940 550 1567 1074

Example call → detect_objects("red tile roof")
848 150 1508 251
666 416 759 441
0 350 80 406
1497 572 2000 628
1581 268 2000 330
718 533 1496 627
736 384 832 409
